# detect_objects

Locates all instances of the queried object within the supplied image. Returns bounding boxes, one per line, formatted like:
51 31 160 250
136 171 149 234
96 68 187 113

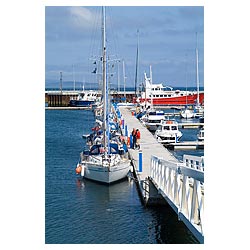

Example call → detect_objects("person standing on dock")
132 128 137 149
135 129 141 149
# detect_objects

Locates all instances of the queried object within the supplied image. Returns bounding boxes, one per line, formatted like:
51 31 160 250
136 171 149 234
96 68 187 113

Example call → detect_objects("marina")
117 105 204 243
45 94 205 242
45 6 204 245
45 108 201 243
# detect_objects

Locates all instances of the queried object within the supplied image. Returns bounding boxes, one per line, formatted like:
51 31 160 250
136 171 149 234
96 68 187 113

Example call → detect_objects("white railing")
150 155 204 243
183 154 204 172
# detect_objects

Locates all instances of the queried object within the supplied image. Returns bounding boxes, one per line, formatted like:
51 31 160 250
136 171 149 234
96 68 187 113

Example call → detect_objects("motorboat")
135 67 204 106
140 109 166 131
154 120 183 144
69 90 100 107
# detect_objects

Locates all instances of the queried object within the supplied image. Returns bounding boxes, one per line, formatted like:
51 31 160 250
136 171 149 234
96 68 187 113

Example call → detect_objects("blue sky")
45 6 204 89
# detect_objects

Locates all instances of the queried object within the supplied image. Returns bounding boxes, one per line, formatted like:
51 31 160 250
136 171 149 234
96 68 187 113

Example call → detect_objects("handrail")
150 154 204 243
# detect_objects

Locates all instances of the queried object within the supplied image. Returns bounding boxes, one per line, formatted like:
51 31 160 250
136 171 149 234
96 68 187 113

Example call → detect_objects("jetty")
178 122 204 129
166 141 204 150
117 105 204 243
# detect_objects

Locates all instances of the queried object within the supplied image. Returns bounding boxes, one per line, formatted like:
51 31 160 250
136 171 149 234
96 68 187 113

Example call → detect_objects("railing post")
138 150 142 172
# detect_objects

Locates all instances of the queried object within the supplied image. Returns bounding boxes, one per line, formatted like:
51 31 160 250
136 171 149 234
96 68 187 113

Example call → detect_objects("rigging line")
134 29 139 96
87 7 101 88
106 7 120 61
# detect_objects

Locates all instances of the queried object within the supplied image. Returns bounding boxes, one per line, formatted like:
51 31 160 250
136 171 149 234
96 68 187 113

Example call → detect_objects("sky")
45 6 204 89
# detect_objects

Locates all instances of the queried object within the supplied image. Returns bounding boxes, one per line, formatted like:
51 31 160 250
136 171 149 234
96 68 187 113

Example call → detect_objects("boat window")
90 145 101 155
156 95 159 97
168 95 171 97
149 120 161 123
109 143 119 154
164 126 170 130
160 95 163 97
172 126 177 130
164 95 168 97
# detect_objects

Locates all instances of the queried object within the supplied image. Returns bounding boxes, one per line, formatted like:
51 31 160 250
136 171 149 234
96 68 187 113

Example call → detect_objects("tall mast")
134 29 139 96
102 6 108 151
122 60 126 99
185 53 188 107
117 61 120 92
60 71 62 93
149 65 153 84
72 64 76 91
149 65 153 109
196 32 200 106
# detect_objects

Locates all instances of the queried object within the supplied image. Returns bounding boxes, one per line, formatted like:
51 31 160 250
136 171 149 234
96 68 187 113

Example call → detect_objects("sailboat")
180 53 194 119
75 7 131 184
193 33 204 117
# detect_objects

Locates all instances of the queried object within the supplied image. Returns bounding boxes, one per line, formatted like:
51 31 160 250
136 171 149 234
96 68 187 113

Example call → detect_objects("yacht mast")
122 60 126 99
196 32 200 106
102 6 108 152
150 65 153 109
134 29 139 96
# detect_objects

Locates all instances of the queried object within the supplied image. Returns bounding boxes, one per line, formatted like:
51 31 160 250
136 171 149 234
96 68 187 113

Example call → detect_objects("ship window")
172 126 177 130
168 95 171 97
160 95 163 97
164 126 170 130
164 95 168 97
156 95 159 97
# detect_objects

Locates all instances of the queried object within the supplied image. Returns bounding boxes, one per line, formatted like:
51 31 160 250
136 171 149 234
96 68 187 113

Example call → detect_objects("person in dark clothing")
131 128 137 149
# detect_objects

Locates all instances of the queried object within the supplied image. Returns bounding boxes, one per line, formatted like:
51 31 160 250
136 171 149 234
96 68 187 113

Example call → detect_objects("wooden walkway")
118 107 178 199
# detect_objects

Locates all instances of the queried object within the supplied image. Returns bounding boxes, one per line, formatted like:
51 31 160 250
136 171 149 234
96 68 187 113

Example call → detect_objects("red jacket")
136 130 140 139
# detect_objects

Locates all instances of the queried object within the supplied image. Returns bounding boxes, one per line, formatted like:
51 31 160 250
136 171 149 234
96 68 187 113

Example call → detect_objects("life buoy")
75 165 82 174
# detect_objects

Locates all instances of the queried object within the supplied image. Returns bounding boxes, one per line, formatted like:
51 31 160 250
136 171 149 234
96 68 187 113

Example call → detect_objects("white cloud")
69 7 96 29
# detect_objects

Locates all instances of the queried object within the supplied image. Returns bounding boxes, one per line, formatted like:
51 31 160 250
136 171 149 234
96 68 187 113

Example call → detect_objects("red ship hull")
137 92 204 106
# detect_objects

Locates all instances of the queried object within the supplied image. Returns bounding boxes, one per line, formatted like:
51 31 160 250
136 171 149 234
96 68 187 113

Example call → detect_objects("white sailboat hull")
80 156 131 184
180 109 194 119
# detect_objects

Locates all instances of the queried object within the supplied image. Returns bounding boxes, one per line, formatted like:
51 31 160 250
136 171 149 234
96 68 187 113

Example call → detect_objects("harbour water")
45 109 201 244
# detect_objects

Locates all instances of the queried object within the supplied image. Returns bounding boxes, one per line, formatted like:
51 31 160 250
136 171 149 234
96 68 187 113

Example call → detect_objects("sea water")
45 109 200 244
